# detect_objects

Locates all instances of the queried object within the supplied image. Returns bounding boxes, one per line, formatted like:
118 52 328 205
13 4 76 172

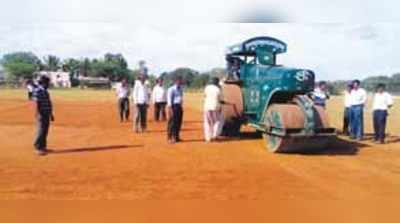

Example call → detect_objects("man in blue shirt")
167 76 184 144
32 76 55 156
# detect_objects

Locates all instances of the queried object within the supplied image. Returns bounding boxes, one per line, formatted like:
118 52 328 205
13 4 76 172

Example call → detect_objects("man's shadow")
49 144 141 155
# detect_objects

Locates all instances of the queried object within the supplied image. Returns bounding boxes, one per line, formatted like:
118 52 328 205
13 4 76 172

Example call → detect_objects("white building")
37 71 71 88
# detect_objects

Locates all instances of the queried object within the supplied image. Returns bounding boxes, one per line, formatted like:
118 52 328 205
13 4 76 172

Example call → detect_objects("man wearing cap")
32 76 54 156
349 80 367 141
167 76 184 143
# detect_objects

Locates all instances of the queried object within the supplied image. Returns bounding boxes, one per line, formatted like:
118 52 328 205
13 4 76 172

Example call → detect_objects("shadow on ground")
49 145 141 155
226 131 369 156
362 133 400 144
294 137 366 156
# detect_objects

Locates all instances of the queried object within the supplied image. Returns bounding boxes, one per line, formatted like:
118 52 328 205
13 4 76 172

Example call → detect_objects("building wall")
38 71 71 88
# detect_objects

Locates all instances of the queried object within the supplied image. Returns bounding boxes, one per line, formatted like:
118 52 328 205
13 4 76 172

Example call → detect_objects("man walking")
32 76 54 156
372 84 394 144
132 75 150 133
203 77 225 142
167 76 184 144
349 80 367 141
116 78 130 122
152 78 167 121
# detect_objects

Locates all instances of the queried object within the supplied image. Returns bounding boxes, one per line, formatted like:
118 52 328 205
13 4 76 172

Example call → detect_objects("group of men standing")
312 79 394 144
29 73 395 156
115 75 184 143
115 75 226 144
343 80 394 143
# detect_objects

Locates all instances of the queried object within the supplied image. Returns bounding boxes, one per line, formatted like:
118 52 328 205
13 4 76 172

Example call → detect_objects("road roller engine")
221 36 336 153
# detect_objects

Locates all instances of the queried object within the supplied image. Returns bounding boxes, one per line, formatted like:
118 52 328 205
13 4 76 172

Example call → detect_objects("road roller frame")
222 36 336 152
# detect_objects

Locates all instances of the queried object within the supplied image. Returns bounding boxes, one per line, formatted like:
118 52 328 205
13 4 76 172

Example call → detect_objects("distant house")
78 75 111 89
37 71 71 88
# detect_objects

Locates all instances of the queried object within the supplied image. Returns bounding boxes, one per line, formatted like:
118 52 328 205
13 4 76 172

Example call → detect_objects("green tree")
43 55 61 71
165 67 199 87
63 58 81 87
63 58 80 75
0 52 40 80
80 58 91 77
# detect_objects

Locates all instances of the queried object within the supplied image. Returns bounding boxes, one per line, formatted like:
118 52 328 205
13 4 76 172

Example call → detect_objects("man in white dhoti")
203 77 225 142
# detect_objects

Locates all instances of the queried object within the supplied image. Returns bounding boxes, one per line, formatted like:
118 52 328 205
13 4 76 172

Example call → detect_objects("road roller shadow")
48 144 142 155
220 131 263 142
146 128 200 133
296 137 366 156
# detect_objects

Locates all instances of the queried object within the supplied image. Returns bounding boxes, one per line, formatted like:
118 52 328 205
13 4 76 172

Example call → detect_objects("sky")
1 0 400 80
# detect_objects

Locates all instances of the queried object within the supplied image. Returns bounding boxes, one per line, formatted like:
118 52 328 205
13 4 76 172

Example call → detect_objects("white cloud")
1 21 400 80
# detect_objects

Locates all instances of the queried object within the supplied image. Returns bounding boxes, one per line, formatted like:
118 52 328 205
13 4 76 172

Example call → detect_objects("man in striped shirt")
32 76 54 156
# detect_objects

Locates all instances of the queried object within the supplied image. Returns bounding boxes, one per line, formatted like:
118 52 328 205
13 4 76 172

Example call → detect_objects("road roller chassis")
222 36 336 153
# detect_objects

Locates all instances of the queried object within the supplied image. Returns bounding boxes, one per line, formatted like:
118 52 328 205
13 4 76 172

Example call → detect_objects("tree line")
327 73 400 95
2 51 400 92
0 52 131 83
0 51 223 88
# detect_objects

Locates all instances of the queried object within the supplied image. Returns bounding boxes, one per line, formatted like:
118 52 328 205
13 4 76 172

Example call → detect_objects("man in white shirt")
343 82 352 135
152 78 167 121
203 77 225 142
349 80 367 140
116 78 130 122
132 75 150 133
372 84 394 144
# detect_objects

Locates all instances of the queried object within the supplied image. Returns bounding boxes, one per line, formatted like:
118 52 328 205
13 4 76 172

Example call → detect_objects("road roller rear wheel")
220 83 244 136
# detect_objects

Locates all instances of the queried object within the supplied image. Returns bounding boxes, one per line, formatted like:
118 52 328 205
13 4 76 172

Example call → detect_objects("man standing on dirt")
32 76 54 156
152 78 167 122
116 78 130 122
372 83 394 144
167 76 184 144
203 77 225 142
349 79 367 141
132 75 149 133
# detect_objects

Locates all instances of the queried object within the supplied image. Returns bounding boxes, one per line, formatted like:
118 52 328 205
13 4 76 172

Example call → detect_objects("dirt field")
1 89 400 205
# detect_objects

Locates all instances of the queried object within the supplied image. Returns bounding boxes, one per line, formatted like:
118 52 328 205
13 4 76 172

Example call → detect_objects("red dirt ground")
1 91 400 221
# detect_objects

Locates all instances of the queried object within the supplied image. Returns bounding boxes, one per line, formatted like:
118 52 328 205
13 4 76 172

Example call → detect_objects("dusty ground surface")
1 89 400 205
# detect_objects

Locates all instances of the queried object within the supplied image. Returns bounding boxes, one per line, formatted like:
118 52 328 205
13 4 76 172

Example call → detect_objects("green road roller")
221 36 336 153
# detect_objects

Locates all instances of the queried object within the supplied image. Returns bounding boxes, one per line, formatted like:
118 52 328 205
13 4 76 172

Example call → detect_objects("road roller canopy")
226 36 287 66
226 36 287 56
